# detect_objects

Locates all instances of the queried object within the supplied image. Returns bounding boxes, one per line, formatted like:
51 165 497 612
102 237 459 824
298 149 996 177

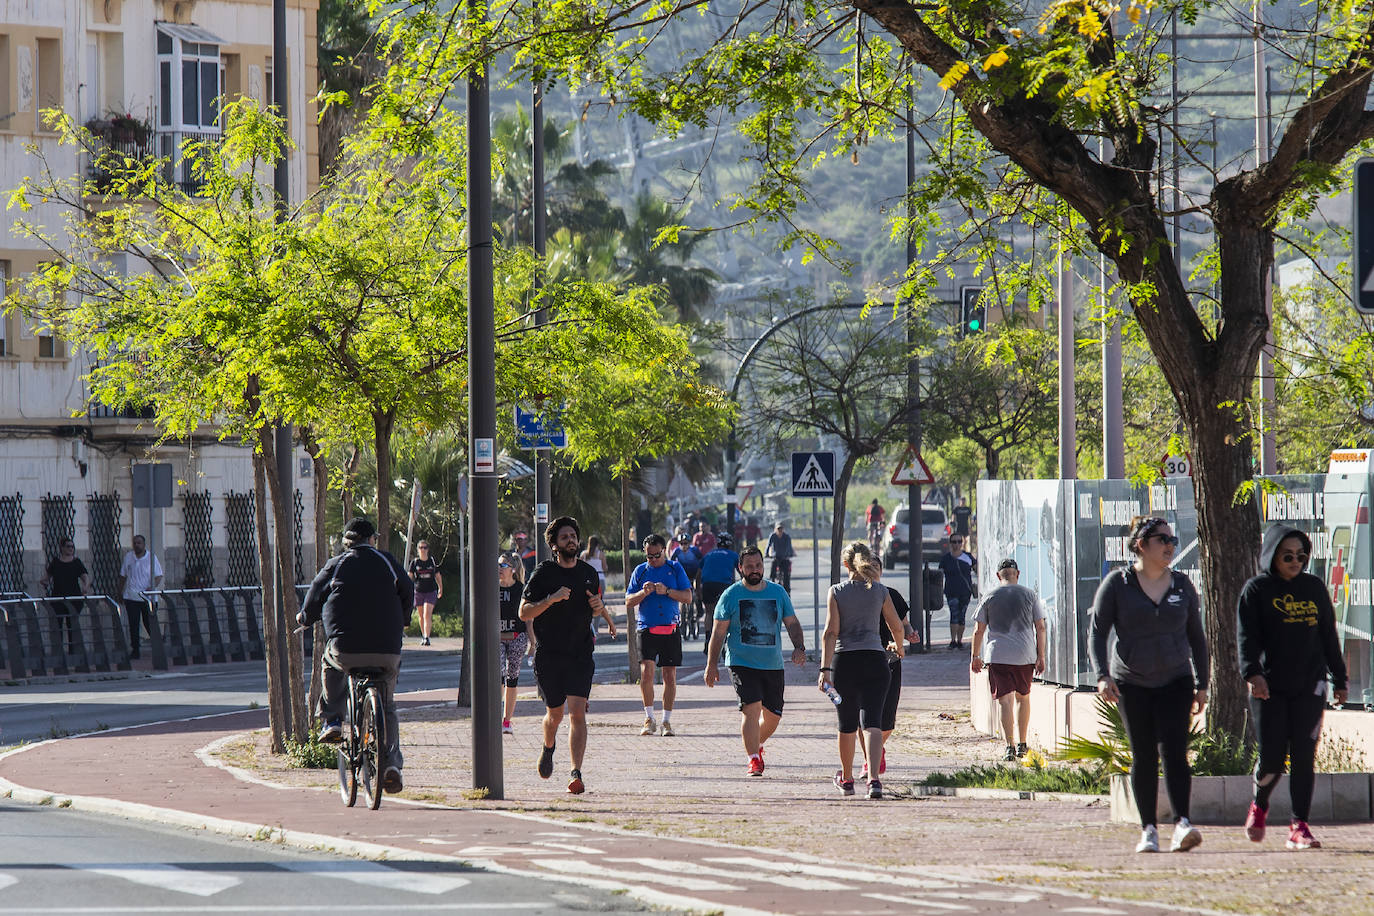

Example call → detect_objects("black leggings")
833 650 889 734
1251 690 1326 822
1117 676 1194 827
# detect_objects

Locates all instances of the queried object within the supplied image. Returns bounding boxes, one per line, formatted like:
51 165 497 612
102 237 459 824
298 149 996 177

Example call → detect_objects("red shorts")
987 663 1034 699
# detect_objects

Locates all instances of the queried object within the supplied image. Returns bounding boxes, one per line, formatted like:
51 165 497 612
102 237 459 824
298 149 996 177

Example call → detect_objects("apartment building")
0 0 320 596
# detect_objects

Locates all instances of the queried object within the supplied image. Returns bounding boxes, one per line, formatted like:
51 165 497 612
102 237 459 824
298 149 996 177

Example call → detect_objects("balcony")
157 129 222 196
84 115 156 193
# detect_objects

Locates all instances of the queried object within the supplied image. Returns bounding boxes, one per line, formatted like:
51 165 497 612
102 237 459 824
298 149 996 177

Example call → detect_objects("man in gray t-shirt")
970 559 1046 762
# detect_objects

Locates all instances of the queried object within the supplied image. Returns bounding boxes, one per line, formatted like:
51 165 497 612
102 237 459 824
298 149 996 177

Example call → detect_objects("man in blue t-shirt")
625 534 694 736
704 546 806 777
698 534 740 646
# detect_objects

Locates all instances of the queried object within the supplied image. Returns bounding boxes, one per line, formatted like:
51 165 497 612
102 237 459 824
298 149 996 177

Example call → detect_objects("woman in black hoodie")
1237 524 1348 850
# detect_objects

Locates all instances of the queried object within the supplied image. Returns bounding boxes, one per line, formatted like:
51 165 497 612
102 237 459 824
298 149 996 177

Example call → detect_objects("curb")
909 784 1107 804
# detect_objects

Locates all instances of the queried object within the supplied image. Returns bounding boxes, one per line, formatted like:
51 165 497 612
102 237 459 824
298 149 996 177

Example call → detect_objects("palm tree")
618 192 718 324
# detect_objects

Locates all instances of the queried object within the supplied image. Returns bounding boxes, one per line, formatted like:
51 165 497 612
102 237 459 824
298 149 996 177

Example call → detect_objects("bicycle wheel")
361 684 385 810
338 686 358 807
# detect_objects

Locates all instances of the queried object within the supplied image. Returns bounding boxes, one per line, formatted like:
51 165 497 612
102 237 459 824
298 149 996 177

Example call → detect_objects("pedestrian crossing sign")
791 451 835 497
891 445 934 485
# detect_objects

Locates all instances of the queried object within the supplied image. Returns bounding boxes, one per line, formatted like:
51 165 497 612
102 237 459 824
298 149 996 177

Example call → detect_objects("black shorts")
833 649 890 734
729 666 785 716
533 651 594 708
637 629 683 667
701 581 730 616
881 654 902 732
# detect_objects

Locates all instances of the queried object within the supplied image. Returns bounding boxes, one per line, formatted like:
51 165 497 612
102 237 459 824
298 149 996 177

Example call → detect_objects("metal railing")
0 594 133 678
157 129 222 195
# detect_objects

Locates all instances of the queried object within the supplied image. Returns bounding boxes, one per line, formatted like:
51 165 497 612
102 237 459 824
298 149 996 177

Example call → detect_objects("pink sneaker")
1286 820 1320 850
1244 802 1266 842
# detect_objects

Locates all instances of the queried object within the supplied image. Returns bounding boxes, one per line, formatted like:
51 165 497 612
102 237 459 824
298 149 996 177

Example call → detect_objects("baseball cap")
343 517 376 540
997 558 1018 572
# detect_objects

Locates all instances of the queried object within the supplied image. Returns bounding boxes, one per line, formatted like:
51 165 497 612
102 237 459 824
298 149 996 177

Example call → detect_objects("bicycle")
337 666 387 810
769 556 792 593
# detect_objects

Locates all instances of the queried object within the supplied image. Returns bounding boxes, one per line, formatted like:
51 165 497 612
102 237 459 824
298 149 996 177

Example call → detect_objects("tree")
740 303 915 583
377 0 1374 735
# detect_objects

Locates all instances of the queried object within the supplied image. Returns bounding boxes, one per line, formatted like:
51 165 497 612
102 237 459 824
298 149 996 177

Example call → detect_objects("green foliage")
285 736 340 769
1055 695 1133 775
922 761 1109 794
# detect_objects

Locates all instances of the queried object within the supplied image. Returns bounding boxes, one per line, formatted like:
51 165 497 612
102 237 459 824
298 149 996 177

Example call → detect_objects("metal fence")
144 587 266 666
0 595 132 678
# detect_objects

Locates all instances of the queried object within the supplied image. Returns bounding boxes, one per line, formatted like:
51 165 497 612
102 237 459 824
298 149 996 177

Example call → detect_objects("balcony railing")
157 129 222 196
85 118 156 192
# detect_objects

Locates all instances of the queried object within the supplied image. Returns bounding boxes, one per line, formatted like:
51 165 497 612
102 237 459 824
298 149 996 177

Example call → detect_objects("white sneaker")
1170 818 1202 852
640 717 657 736
1135 825 1159 853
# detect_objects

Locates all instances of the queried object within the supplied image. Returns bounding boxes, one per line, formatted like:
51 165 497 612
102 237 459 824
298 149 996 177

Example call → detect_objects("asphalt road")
0 799 661 915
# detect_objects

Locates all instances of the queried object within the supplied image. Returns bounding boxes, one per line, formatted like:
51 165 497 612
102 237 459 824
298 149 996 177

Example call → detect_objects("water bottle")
820 681 842 706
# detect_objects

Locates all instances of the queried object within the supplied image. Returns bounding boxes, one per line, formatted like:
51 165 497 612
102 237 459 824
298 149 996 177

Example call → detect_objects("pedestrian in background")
408 540 442 647
671 536 705 638
1091 515 1208 854
41 538 88 655
698 533 739 646
938 534 977 649
970 558 1046 761
861 568 920 781
498 551 531 735
582 535 607 638
764 522 795 592
820 542 905 799
1238 523 1348 850
117 534 163 660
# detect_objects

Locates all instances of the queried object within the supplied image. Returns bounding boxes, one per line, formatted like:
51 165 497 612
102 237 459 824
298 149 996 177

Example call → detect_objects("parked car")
882 503 951 568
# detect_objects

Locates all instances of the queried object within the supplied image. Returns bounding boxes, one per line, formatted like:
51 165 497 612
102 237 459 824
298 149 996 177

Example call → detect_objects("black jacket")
1236 524 1347 695
300 545 413 655
1090 567 1209 690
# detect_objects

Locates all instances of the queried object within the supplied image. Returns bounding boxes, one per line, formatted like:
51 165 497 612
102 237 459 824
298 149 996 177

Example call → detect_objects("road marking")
530 858 740 891
78 865 241 897
456 846 543 857
706 856 961 888
1059 909 1130 914
530 840 606 854
0 875 15 891
606 857 851 891
862 894 973 911
276 861 469 894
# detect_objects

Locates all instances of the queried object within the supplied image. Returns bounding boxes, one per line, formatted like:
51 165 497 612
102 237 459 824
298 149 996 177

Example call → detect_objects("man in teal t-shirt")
704 546 807 777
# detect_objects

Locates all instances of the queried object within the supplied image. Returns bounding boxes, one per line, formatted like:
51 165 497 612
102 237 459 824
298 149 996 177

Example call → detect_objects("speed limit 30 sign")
1161 453 1192 478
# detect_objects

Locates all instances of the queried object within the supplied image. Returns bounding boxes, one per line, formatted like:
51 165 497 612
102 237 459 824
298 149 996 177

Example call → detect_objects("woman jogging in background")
498 551 532 735
582 536 607 638
820 542 905 799
1237 524 1348 850
408 541 442 646
1090 515 1209 854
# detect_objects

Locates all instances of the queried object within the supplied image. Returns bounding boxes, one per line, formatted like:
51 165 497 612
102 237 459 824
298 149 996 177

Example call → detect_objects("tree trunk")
301 429 329 722
829 452 860 584
622 472 639 675
261 427 309 742
373 410 396 553
340 446 362 519
252 447 288 753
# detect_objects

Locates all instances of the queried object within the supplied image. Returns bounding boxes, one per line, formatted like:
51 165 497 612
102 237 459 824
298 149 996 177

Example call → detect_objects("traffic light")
959 286 986 338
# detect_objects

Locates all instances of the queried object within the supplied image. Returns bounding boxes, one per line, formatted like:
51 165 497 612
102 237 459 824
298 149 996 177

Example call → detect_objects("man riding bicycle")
866 499 887 550
298 516 413 794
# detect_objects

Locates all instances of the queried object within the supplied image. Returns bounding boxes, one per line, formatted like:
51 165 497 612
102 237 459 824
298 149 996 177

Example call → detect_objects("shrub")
922 760 1109 794
285 736 339 769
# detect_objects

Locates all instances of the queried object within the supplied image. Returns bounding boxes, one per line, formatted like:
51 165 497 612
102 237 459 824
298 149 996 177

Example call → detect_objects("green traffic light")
968 318 981 331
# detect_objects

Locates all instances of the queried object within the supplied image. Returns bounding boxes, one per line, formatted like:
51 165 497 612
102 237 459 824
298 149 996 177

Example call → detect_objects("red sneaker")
879 748 886 776
1286 820 1320 850
567 769 585 795
747 755 764 777
1244 802 1266 843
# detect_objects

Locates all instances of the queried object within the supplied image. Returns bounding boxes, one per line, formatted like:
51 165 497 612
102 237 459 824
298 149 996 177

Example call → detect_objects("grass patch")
460 787 490 800
284 737 338 769
922 759 1109 794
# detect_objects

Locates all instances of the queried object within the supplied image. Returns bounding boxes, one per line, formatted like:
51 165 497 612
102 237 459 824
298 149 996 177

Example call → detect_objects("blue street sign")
1355 158 1374 314
515 404 567 449
791 451 835 498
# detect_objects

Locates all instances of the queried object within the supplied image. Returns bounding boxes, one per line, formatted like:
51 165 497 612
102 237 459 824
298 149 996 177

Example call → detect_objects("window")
36 37 61 131
0 36 12 131
154 24 224 133
38 333 65 359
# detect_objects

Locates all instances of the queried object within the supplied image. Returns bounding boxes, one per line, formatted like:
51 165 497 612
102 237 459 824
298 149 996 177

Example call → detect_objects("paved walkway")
4 638 1374 915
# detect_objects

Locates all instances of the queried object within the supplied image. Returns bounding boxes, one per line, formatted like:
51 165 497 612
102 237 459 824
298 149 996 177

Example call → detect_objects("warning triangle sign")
892 445 935 485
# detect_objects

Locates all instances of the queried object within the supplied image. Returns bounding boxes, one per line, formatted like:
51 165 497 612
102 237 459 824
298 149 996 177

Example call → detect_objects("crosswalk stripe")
862 893 974 911
530 840 606 854
78 865 241 897
705 856 962 888
606 857 852 891
276 861 469 895
529 858 740 891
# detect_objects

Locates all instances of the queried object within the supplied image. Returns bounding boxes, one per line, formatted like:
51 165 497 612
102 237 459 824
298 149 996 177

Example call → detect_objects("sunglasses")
1278 552 1309 564
645 552 664 560
498 562 513 569
1146 534 1180 547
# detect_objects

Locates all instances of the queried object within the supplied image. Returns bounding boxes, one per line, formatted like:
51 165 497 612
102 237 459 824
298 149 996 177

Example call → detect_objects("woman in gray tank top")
819 542 905 799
